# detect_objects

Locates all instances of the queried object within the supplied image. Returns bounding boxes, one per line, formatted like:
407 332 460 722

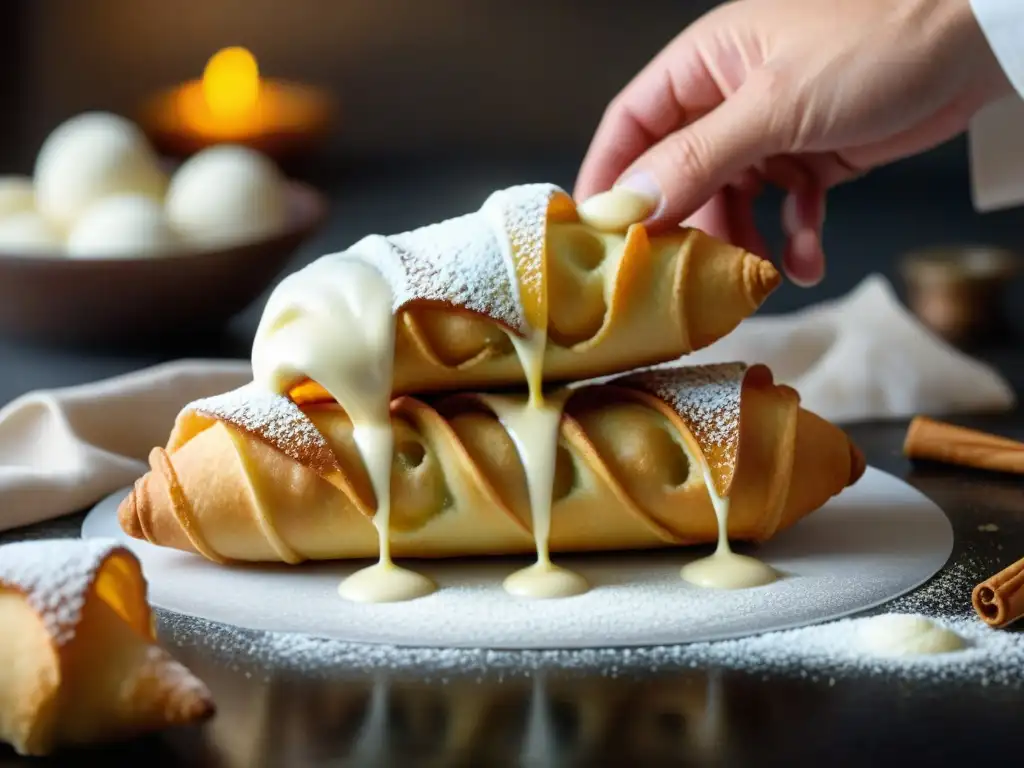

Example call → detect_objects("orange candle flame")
201 47 260 123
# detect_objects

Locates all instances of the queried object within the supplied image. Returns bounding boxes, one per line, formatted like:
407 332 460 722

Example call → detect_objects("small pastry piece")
254 183 780 400
0 538 215 756
118 363 864 563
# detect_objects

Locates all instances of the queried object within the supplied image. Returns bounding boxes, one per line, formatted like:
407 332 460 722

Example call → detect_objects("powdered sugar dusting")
320 185 566 336
614 363 747 492
390 212 523 332
482 184 563 323
185 382 338 475
161 610 1024 688
158 548 1022 687
0 538 122 646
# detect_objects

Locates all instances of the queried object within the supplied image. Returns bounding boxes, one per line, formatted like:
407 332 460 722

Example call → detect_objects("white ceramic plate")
82 466 953 650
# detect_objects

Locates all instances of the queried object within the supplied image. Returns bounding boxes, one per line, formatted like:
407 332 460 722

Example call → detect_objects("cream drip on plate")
480 386 588 600
678 465 779 590
480 212 590 598
252 256 435 603
619 364 779 591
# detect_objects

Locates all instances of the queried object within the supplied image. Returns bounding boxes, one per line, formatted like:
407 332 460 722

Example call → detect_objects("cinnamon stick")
973 555 1024 628
903 415 1024 474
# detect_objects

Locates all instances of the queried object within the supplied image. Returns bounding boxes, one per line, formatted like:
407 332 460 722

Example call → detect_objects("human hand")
574 0 1012 286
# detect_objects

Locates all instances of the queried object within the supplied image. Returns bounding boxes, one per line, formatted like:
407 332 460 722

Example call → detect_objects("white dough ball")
0 211 64 255
165 144 288 247
34 112 168 228
0 176 36 219
66 194 182 259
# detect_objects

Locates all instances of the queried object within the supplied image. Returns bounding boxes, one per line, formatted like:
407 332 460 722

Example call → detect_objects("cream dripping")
252 255 435 603
491 186 664 598
677 464 779 590
618 364 779 591
481 389 588 599
251 184 591 602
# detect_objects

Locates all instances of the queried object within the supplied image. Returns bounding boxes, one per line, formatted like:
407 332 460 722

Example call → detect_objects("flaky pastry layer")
119 364 864 564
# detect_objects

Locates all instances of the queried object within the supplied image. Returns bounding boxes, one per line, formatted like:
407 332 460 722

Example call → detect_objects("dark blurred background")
0 0 1022 364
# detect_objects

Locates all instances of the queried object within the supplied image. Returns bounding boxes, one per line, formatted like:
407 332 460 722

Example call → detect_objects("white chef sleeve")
971 0 1024 97
968 0 1024 212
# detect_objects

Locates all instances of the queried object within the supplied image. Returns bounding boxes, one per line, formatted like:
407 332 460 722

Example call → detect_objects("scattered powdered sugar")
613 363 747 487
156 541 1019 685
75 470 1014 687
160 609 1024 688
185 382 338 475
888 551 985 619
0 537 122 646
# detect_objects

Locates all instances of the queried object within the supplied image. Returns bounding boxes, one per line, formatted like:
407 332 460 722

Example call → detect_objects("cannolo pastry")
255 184 780 403
0 538 214 757
119 362 865 601
244 184 780 602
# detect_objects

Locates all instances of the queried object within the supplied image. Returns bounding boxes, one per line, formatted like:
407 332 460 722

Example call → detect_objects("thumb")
615 78 780 231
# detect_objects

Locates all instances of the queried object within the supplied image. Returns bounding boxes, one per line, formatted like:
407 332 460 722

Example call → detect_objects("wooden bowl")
899 245 1022 346
0 181 326 348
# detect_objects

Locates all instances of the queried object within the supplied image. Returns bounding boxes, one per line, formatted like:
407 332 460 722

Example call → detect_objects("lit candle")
139 46 333 163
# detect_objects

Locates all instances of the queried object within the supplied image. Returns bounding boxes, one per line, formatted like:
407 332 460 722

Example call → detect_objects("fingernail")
615 171 664 219
782 194 799 237
784 230 825 287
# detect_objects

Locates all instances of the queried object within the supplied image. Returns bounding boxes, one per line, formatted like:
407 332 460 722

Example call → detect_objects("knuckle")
664 131 713 184
749 67 788 102
745 68 803 151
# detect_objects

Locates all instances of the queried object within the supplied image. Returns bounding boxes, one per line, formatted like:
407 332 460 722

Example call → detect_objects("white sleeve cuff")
971 0 1024 98
969 96 1024 212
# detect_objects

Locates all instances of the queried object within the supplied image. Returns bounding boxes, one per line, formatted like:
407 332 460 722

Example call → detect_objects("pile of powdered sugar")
158 549 1024 688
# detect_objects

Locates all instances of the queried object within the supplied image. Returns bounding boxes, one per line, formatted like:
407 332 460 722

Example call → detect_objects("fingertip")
614 171 665 219
783 230 826 287
572 175 599 206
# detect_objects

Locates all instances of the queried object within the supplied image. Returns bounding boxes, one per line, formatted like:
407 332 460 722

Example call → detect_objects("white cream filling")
857 614 966 656
679 465 779 590
576 187 656 232
481 381 588 600
252 258 435 603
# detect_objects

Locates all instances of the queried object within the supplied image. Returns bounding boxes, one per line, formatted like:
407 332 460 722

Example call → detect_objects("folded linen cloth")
0 359 250 533
0 273 1013 534
679 274 1015 423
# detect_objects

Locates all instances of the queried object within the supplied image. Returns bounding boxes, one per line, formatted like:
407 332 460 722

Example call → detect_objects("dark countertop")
3 150 1024 766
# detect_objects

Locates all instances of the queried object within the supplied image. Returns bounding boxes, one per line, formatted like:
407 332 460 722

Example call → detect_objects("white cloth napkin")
0 359 250 533
0 273 1013 534
680 274 1015 422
